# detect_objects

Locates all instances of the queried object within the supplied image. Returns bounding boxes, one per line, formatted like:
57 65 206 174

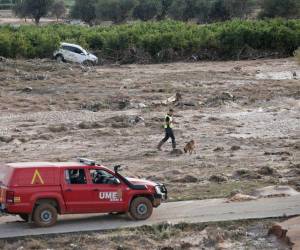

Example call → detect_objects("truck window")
90 169 115 184
65 169 87 184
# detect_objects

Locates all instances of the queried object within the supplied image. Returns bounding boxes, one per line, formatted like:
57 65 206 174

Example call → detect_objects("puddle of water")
256 71 300 80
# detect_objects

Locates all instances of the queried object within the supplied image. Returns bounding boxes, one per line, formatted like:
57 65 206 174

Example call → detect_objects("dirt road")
0 195 299 239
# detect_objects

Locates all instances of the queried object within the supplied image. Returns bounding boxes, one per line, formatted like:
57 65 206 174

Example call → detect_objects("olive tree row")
13 0 66 24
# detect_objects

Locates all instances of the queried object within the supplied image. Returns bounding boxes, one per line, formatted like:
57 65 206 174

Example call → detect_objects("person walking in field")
157 109 176 151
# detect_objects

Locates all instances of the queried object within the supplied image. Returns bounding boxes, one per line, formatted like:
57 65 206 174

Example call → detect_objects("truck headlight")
155 185 162 195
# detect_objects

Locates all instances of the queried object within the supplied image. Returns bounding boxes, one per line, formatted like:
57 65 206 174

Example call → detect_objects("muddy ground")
0 220 290 250
0 58 299 201
0 58 299 249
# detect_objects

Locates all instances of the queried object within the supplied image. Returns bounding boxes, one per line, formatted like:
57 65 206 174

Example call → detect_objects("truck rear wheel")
33 203 57 227
129 197 153 220
18 213 29 222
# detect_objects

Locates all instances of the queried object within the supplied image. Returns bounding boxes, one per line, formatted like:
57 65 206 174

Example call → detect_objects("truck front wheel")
33 203 57 227
129 197 153 220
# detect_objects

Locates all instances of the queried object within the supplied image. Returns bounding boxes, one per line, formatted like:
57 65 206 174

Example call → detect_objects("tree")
133 0 162 21
157 0 173 20
194 0 212 23
225 0 254 19
71 0 97 25
259 0 300 19
168 0 199 21
51 0 66 21
13 0 29 21
209 0 230 22
22 0 54 24
96 0 137 24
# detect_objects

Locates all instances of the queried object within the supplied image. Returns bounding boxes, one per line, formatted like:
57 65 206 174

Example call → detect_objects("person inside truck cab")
67 169 87 184
91 170 115 184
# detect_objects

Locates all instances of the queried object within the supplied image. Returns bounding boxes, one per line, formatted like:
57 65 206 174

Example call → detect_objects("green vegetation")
13 0 64 24
70 0 300 24
0 0 15 10
63 0 74 8
259 0 300 19
0 19 299 61
96 0 137 24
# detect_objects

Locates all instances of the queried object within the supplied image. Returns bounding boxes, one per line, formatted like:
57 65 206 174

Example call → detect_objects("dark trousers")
159 128 176 149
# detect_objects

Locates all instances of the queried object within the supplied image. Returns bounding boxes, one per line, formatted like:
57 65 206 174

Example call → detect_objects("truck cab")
0 159 167 227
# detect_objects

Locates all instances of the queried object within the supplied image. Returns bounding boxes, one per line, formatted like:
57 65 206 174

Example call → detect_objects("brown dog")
184 140 195 154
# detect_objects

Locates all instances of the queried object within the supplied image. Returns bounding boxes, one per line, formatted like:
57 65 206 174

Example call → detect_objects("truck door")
88 169 128 213
61 168 95 213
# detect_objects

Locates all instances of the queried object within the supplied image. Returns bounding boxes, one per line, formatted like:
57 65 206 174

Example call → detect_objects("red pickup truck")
0 158 167 227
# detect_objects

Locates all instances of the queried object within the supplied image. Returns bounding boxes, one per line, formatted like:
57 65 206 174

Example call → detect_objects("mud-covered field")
0 220 290 250
0 58 299 201
1 58 299 249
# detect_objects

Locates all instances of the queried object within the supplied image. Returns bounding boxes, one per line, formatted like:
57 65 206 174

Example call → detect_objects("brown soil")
0 220 290 250
0 58 299 202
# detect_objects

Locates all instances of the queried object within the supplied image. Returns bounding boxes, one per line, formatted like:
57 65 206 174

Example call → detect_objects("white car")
53 43 98 65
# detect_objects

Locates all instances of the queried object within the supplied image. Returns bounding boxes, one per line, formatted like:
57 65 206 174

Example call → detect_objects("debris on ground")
129 102 147 109
233 169 262 180
257 166 277 176
105 115 145 128
0 135 14 143
209 174 228 183
231 145 241 151
21 86 33 93
264 151 291 156
174 174 198 183
227 193 257 202
78 121 103 129
251 186 300 198
48 124 68 133
269 216 300 250
204 92 236 107
170 148 183 156
162 92 182 105
213 146 224 152
80 102 108 112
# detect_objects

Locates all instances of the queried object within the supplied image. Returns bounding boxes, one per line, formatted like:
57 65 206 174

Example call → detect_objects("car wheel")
56 55 64 63
83 60 94 66
129 197 153 220
33 203 57 227
18 213 29 222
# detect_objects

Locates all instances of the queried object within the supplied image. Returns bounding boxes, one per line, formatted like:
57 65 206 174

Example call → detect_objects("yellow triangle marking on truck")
31 169 44 184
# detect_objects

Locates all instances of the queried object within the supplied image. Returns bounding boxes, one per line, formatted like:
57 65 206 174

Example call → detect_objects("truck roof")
6 162 91 168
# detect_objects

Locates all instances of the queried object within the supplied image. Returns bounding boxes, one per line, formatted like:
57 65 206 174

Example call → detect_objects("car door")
61 46 73 62
61 168 95 213
88 169 128 213
71 46 86 64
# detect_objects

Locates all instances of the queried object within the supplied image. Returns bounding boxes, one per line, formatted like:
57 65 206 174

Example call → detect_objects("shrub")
0 19 299 62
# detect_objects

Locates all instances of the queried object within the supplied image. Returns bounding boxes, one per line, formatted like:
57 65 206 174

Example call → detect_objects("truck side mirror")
114 165 122 173
113 178 121 185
